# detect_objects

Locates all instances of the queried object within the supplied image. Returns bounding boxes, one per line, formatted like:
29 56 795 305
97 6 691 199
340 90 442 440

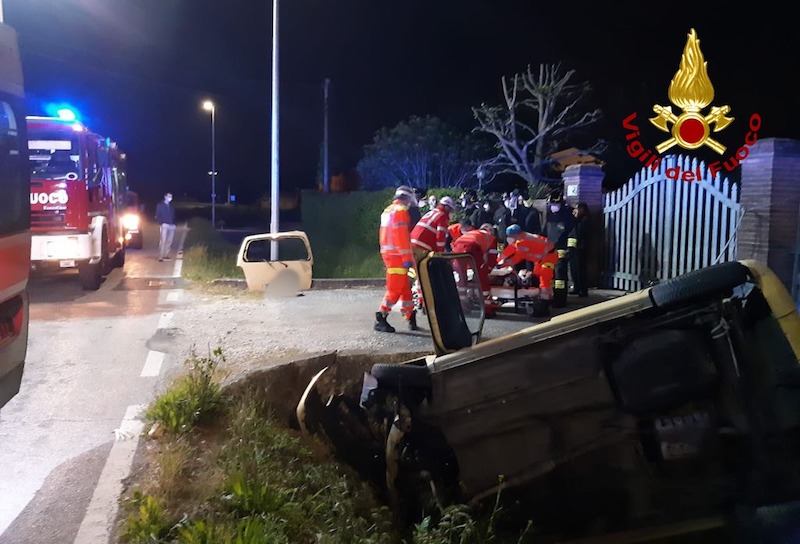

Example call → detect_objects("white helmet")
394 186 415 200
439 196 455 210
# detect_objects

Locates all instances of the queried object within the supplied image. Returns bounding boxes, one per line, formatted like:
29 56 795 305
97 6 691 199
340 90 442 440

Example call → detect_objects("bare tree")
473 63 604 185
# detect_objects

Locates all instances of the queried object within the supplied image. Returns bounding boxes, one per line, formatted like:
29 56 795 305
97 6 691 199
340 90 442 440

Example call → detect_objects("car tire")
527 301 550 318
649 261 750 309
371 363 431 389
129 234 143 249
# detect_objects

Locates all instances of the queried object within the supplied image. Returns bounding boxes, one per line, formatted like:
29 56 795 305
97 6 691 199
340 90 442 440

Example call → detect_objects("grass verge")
121 348 534 543
181 217 244 282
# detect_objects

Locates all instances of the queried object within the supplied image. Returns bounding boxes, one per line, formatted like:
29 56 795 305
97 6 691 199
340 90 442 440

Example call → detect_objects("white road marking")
157 312 173 329
66 228 188 542
73 405 145 544
140 351 164 378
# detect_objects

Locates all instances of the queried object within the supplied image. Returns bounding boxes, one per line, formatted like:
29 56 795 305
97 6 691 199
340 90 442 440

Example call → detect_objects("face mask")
550 204 561 213
483 203 490 211
166 196 172 203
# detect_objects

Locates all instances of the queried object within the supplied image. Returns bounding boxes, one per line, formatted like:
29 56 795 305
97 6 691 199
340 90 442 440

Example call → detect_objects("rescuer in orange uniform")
410 196 455 266
497 224 557 303
375 187 417 333
451 223 500 317
446 218 473 251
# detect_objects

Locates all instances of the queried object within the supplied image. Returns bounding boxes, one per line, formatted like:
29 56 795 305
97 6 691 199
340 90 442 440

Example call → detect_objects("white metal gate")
603 155 742 292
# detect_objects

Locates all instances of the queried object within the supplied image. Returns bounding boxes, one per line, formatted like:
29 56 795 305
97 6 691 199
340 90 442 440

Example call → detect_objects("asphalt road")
0 234 190 544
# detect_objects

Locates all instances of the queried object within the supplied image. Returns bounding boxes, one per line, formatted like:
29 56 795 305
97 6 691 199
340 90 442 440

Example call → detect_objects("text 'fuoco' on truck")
27 113 128 290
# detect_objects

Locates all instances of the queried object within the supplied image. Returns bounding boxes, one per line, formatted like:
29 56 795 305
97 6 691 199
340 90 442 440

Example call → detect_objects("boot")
374 312 395 333
407 310 419 331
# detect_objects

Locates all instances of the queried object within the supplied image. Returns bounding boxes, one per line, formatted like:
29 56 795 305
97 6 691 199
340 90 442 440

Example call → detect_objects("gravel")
165 283 622 386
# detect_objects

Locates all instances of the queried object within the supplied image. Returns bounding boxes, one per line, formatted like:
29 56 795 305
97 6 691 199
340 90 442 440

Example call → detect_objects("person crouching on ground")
451 223 501 318
498 224 557 306
375 186 417 333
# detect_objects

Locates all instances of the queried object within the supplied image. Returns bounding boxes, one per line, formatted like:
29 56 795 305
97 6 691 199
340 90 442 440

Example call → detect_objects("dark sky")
6 0 799 205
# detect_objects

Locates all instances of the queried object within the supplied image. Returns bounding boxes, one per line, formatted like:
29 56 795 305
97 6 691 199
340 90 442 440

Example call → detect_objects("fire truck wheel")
79 262 102 290
112 246 126 268
100 229 112 275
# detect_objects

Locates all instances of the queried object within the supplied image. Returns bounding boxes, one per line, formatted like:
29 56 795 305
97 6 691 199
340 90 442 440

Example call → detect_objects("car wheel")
649 261 750 308
129 233 143 249
527 301 550 318
371 363 431 389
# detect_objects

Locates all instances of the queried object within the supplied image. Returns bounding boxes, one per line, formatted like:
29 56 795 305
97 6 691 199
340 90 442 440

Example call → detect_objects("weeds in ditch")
411 477 534 544
125 348 534 544
122 370 399 544
145 347 225 435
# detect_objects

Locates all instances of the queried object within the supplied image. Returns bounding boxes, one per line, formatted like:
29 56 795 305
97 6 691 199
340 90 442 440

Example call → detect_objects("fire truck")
27 114 127 290
0 19 29 410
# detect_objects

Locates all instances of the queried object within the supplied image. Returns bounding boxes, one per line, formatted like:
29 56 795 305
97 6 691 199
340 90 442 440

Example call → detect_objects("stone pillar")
561 164 605 288
737 138 800 291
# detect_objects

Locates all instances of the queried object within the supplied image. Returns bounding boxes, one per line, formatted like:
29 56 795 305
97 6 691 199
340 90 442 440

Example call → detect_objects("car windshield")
28 131 81 180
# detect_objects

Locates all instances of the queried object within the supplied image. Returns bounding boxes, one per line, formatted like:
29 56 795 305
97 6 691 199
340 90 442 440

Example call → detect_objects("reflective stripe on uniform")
554 279 566 289
567 238 577 248
387 267 407 275
542 262 555 269
557 249 568 258
411 238 434 251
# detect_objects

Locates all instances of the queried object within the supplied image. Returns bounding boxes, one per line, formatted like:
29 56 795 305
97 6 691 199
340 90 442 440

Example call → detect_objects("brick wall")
738 138 800 289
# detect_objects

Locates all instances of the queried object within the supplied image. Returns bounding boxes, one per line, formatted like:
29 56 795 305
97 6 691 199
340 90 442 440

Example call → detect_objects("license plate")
59 260 76 268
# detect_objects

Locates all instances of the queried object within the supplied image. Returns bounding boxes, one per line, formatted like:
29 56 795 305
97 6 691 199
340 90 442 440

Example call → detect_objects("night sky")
5 0 799 206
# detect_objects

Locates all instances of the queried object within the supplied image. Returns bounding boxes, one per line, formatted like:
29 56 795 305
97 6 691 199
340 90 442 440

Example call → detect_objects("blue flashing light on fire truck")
27 113 128 290
0 19 30 410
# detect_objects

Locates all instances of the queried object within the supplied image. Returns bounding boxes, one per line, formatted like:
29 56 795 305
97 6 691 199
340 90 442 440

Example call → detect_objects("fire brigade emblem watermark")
622 28 762 180
649 28 733 154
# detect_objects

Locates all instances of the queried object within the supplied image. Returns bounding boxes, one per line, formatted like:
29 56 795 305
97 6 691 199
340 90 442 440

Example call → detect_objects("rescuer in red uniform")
410 196 455 265
452 223 500 317
375 187 417 333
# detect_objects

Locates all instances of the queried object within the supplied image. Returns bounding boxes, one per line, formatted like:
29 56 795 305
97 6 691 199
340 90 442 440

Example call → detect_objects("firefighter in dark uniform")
568 202 590 297
541 190 574 308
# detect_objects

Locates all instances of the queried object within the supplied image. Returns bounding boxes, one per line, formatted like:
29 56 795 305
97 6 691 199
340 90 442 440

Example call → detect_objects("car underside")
298 258 800 541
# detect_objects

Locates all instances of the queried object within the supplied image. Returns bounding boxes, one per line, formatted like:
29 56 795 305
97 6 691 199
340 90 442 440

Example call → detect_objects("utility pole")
323 78 330 193
270 0 280 259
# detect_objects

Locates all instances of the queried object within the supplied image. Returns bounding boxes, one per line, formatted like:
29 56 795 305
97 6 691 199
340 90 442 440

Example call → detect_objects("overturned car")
298 254 800 541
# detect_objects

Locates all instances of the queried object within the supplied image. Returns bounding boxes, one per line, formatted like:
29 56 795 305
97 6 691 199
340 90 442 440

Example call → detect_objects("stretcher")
489 267 551 317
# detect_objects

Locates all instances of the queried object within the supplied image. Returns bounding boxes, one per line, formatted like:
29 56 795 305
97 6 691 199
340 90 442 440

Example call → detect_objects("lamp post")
270 0 280 259
202 100 217 228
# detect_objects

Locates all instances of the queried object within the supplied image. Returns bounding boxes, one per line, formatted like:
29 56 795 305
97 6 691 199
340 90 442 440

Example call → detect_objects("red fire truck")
0 20 30 410
27 114 127 290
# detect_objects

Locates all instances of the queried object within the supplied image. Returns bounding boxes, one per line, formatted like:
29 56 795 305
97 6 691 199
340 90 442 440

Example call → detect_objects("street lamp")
202 100 217 228
270 0 280 259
